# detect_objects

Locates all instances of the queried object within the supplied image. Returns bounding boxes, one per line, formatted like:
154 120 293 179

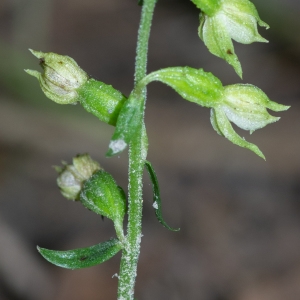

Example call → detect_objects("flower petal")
221 104 280 133
223 11 267 44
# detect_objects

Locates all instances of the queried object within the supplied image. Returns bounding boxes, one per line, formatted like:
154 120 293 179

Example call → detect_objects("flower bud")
56 154 101 201
26 50 126 126
25 49 89 104
196 0 269 77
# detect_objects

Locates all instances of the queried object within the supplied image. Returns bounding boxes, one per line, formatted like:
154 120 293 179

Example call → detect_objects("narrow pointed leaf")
106 92 144 157
37 238 122 269
145 160 180 231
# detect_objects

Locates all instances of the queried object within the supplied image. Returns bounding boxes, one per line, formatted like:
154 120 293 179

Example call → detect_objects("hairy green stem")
117 0 156 299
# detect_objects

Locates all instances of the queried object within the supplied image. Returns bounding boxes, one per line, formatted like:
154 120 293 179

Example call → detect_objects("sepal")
210 108 265 159
199 13 242 77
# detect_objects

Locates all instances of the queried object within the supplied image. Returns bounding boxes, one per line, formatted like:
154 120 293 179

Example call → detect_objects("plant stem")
117 0 156 299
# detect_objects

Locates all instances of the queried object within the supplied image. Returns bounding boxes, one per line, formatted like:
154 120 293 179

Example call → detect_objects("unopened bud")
56 154 101 200
26 50 126 126
25 49 88 104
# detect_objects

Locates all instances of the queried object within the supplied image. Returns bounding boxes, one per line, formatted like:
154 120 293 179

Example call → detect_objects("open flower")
25 50 88 104
142 66 289 159
210 84 289 159
194 0 269 77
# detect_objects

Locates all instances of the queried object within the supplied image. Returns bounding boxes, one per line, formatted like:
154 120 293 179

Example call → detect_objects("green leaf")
106 92 144 156
145 160 180 232
78 79 126 126
37 238 122 269
141 67 223 108
138 0 143 5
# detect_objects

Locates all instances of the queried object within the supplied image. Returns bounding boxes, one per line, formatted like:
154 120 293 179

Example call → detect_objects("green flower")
195 0 269 77
26 50 126 126
25 50 88 104
142 67 289 159
210 84 289 159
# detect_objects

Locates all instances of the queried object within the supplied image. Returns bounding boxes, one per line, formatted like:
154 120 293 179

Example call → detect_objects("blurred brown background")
0 0 300 299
